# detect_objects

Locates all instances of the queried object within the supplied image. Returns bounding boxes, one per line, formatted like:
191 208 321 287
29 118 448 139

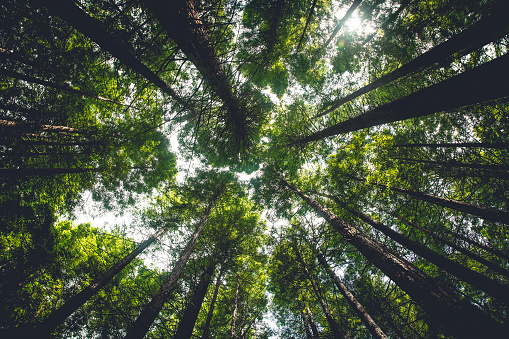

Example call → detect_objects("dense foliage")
1 0 508 338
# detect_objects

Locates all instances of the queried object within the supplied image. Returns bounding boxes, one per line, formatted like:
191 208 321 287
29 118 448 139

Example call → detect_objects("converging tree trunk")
391 157 509 172
392 142 509 150
323 0 363 51
124 189 222 339
145 0 248 142
305 301 320 338
173 261 216 339
442 228 509 262
315 251 388 339
295 52 509 144
230 275 241 339
0 119 83 135
316 1 509 117
201 265 225 339
42 0 186 106
281 179 505 338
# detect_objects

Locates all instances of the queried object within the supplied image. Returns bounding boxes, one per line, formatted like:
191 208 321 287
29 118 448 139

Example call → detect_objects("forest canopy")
1 0 509 338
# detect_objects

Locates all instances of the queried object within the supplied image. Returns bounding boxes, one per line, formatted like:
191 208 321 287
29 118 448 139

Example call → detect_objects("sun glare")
346 16 362 31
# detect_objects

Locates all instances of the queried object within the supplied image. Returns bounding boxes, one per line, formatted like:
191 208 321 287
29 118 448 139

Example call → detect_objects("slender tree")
281 178 505 338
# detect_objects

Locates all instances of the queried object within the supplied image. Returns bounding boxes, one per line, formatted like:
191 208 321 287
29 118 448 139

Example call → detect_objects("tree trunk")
394 214 509 280
363 0 412 44
0 167 104 178
305 302 320 338
0 68 123 106
391 157 509 172
316 252 388 339
392 142 509 150
173 261 216 339
201 265 225 339
145 0 247 141
316 1 509 118
296 0 318 52
230 275 241 339
282 179 505 338
443 228 509 262
124 190 222 339
297 250 347 339
42 0 186 106
371 181 509 225
323 0 363 50
3 228 167 339
299 309 313 339
296 51 509 144
340 205 509 305
0 119 83 134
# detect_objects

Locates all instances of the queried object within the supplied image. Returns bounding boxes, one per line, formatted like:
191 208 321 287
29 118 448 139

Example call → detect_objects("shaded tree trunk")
125 189 222 339
0 119 83 134
297 250 347 339
0 68 123 106
393 214 509 280
391 157 509 172
230 275 241 339
392 142 509 150
295 52 509 144
316 1 509 118
443 228 509 262
145 0 247 141
296 0 318 52
305 302 320 338
173 261 216 339
282 179 505 338
42 0 185 106
202 264 225 339
299 309 313 339
316 252 388 339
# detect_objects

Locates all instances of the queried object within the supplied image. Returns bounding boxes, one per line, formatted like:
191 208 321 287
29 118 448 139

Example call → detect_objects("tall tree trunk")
391 157 509 172
3 228 167 339
173 261 216 339
281 179 505 338
0 119 83 134
124 189 222 339
0 68 123 106
230 275 240 339
316 1 509 118
201 265 225 339
295 52 509 144
296 0 318 52
338 204 509 304
393 214 509 279
392 142 509 150
442 228 509 262
370 181 509 225
299 308 313 339
305 302 320 338
145 0 247 142
42 0 186 106
0 167 104 178
315 252 388 339
297 250 347 339
323 0 363 50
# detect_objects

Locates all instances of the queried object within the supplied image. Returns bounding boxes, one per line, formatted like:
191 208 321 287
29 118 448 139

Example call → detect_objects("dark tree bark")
316 1 509 118
339 204 509 305
42 0 185 106
124 189 221 339
145 0 248 143
0 167 104 178
295 52 509 144
0 119 83 134
201 265 225 339
371 181 509 225
305 302 320 338
442 228 509 262
297 250 347 339
173 261 216 339
296 0 318 52
282 179 505 338
299 308 313 339
3 228 167 339
392 142 509 150
394 215 509 280
0 68 123 106
315 252 388 339
391 157 509 172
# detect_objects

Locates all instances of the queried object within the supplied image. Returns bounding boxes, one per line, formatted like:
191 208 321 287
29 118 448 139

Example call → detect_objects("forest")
1 0 508 338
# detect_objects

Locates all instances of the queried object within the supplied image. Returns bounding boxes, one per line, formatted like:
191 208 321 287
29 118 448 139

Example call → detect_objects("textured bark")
282 179 505 338
394 215 509 280
316 1 509 118
230 275 241 339
342 205 509 304
0 119 83 134
296 52 509 144
145 0 247 140
32 228 167 338
372 182 509 225
0 68 123 106
201 265 225 339
173 261 216 339
125 190 222 339
43 0 185 105
316 252 388 339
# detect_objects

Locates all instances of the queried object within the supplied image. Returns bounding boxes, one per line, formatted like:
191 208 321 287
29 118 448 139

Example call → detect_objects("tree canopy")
1 0 509 338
